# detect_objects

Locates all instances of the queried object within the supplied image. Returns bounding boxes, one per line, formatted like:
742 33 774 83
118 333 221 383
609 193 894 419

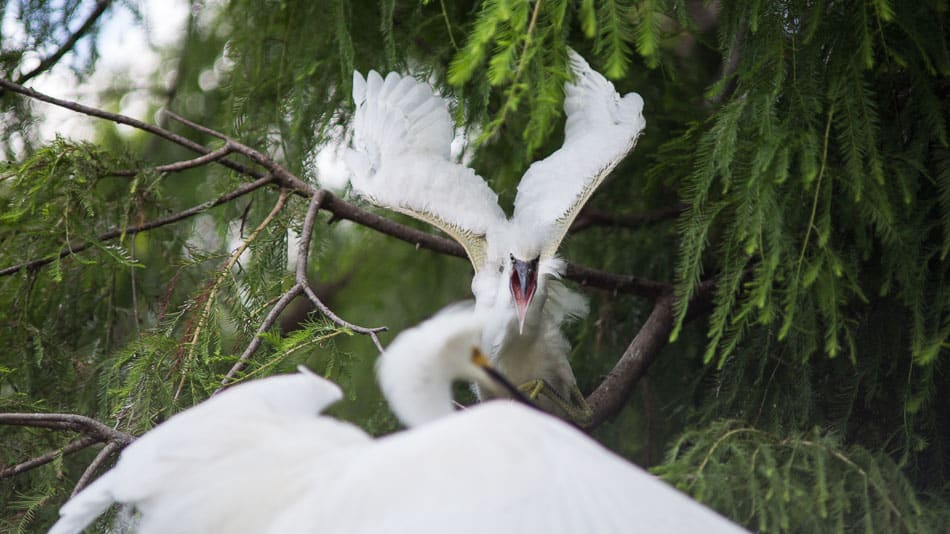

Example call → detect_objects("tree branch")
0 78 266 181
220 284 304 385
0 175 274 277
586 293 676 427
71 442 119 496
0 436 98 479
0 413 134 446
566 264 672 300
110 143 234 177
220 191 387 385
296 192 387 351
570 203 687 233
178 189 291 399
0 78 672 298
10 0 113 87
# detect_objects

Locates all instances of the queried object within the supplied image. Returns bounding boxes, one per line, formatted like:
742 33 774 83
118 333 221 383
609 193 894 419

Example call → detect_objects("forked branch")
220 191 387 385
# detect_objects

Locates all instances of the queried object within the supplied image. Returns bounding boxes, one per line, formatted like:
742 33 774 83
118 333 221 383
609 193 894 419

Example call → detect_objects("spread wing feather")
49 369 368 534
512 50 646 259
345 71 505 270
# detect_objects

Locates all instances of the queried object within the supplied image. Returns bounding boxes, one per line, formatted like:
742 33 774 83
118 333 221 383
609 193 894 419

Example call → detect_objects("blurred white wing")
512 50 645 259
269 402 746 534
50 368 369 534
345 70 506 270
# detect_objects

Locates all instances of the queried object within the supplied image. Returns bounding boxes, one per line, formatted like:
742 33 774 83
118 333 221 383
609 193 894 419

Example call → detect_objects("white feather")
49 368 368 534
512 49 646 258
346 70 505 269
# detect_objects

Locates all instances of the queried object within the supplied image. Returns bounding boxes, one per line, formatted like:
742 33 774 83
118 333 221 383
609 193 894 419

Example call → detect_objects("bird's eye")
497 264 503 274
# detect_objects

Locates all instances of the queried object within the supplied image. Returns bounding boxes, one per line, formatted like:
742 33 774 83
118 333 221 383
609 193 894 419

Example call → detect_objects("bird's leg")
520 379 546 400
517 379 594 428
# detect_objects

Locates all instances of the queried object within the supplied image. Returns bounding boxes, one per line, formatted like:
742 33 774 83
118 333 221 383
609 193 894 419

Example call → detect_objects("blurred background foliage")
1 0 948 531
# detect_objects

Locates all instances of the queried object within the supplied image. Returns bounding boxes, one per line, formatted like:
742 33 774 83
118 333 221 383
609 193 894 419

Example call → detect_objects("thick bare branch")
586 293 676 427
0 436 98 479
0 413 134 445
566 264 672 300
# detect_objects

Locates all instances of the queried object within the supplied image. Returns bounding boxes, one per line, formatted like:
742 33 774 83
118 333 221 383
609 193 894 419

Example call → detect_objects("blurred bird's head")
376 306 532 427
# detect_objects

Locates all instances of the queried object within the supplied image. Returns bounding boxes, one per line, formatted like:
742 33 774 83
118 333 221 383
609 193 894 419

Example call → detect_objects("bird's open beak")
471 348 534 406
510 258 539 334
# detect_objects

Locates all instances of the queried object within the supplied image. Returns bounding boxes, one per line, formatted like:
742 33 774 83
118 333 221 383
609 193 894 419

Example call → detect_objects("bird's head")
508 253 540 334
377 305 530 427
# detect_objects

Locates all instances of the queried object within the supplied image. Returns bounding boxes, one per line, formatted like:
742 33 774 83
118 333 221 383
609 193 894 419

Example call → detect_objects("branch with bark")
0 78 670 300
0 413 134 495
220 190 387 386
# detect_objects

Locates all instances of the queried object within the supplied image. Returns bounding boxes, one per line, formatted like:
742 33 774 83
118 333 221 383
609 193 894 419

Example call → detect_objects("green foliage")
2 0 949 532
655 420 941 533
662 0 950 371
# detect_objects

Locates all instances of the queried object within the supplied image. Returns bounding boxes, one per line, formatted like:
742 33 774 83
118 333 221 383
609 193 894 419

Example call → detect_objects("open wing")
512 50 645 260
345 70 506 271
50 369 369 534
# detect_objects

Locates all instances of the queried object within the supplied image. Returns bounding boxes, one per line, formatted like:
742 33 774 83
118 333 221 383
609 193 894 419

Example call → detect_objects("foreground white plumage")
51 307 745 534
344 50 646 420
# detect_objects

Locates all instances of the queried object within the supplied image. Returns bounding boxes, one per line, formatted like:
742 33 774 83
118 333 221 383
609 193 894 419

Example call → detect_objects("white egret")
344 50 646 423
51 307 747 534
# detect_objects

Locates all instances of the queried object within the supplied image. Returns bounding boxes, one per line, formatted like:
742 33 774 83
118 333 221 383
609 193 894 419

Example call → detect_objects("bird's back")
270 401 746 534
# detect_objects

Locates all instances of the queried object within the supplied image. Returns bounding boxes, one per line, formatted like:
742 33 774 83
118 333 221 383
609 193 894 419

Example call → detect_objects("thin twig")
302 285 385 352
219 284 304 385
295 192 386 352
71 442 119 496
220 192 387 386
163 110 311 193
0 78 266 181
0 175 274 277
109 143 234 177
0 436 98 479
177 189 291 399
10 1 113 87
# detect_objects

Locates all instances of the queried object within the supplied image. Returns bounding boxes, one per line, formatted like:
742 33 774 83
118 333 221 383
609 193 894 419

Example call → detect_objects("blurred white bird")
48 368 369 534
344 50 646 423
51 307 746 534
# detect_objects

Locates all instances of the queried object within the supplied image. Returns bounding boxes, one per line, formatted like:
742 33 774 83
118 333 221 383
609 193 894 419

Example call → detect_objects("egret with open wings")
344 50 645 423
